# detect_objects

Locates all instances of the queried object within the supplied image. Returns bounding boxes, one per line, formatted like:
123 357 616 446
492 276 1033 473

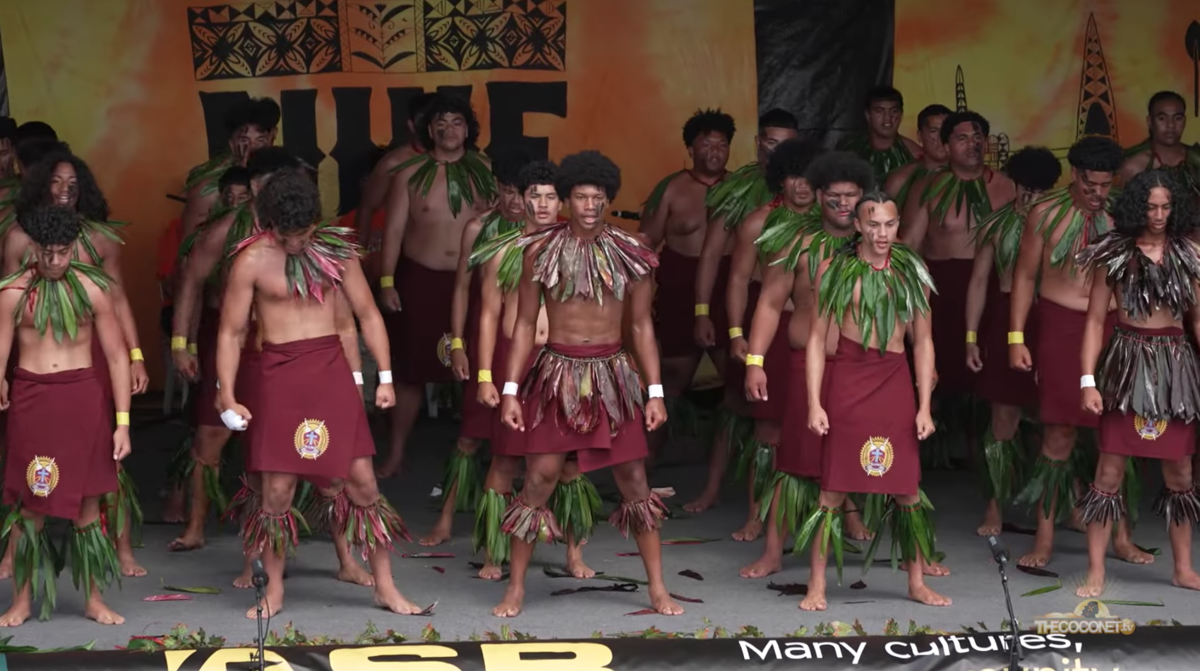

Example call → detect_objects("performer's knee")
1162 458 1194 492
990 404 1022 440
1042 424 1076 458
194 425 230 463
817 490 847 508
261 474 298 512
455 436 482 454
74 496 102 527
611 459 649 499
1092 454 1126 491
754 419 781 444
491 455 521 482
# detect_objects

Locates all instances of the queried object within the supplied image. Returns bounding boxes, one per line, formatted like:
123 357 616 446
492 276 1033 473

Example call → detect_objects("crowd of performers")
0 83 1196 627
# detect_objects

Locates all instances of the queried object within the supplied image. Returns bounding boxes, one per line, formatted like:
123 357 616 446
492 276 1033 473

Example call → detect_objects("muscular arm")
504 246 542 385
171 218 228 340
452 217 485 342
379 174 412 282
0 286 19 377
1 229 28 276
806 261 833 411
1009 206 1046 334
93 288 131 414
628 277 661 386
1080 267 1113 378
965 242 995 336
340 256 391 369
694 215 731 317
727 208 767 337
215 253 256 406
900 177 930 252
355 160 394 245
180 183 219 238
911 290 935 415
335 291 363 373
883 164 912 198
476 256 504 373
95 239 141 351
746 250 791 357
638 179 672 249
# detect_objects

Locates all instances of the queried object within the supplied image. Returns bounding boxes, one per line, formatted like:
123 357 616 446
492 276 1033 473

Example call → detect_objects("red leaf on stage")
431 566 445 573
143 594 192 601
625 609 657 616
403 553 455 558
850 581 867 590
678 569 703 581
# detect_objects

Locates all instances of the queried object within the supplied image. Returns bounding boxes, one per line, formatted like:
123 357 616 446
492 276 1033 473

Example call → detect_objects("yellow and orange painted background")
0 0 758 385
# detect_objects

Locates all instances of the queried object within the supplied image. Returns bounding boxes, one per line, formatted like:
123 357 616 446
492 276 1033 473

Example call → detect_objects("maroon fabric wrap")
1036 299 1115 428
247 335 374 487
520 343 648 472
820 336 921 496
978 285 1038 407
491 334 539 457
1099 325 1196 460
385 256 456 385
460 274 496 441
654 247 730 357
777 348 829 479
751 311 791 421
925 258 978 395
4 367 116 518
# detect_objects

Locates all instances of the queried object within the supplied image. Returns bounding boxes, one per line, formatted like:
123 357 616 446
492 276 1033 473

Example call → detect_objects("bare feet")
0 601 30 627
908 583 952 606
1075 569 1106 597
976 500 1002 537
800 578 826 611
566 553 595 579
732 518 763 542
650 487 675 499
233 566 254 589
1112 539 1154 565
119 553 148 578
493 584 525 617
163 488 186 524
0 558 12 580
739 555 782 579
419 522 451 547
683 492 719 514
167 536 205 553
85 598 126 625
246 588 283 619
373 583 423 614
1018 535 1054 568
478 561 505 581
648 586 684 615
844 512 874 541
338 562 375 587
374 454 402 480
1172 569 1200 590
902 560 951 577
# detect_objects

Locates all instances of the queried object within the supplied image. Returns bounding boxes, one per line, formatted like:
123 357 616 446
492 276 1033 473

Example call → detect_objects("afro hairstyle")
555 151 621 201
1111 169 1196 237
224 97 281 134
517 160 557 195
16 149 110 222
20 204 82 249
254 168 322 234
939 110 991 145
418 93 480 151
765 138 825 194
1066 136 1124 174
1004 147 1061 192
490 147 534 187
805 150 875 193
14 121 57 144
683 108 736 146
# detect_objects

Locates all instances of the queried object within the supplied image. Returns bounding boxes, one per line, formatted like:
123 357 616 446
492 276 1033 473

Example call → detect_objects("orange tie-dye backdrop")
895 0 1200 166
0 0 758 386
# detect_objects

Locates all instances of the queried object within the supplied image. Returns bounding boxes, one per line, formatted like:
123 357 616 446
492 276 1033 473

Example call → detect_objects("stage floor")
2 416 1195 649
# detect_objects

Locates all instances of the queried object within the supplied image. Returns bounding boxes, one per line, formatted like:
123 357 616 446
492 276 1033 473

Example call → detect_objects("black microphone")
610 210 641 221
987 535 1009 565
251 558 269 588
250 558 269 671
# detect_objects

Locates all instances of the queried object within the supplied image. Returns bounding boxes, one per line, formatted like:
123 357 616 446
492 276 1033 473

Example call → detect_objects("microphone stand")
251 562 268 671
994 557 1023 671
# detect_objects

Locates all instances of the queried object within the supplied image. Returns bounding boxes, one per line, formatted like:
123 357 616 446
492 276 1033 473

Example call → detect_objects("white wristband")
379 370 393 384
353 371 364 385
220 408 248 432
502 382 519 396
648 384 664 399
215 379 220 390
1081 375 1096 389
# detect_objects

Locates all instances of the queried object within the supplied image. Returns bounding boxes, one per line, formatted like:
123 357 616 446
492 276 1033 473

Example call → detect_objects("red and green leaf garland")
518 222 657 305
233 219 360 303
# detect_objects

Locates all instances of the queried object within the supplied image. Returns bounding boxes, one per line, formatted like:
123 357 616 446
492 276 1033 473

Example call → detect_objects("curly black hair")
16 149 109 222
1004 146 1061 192
418 93 480 151
939 110 991 145
1066 136 1123 174
14 121 57 144
255 168 322 234
917 104 952 131
490 147 534 187
517 160 557 195
1148 90 1186 115
864 86 903 111
219 166 252 193
1111 169 1196 236
805 150 875 193
224 97 281 134
758 108 799 132
21 204 82 248
555 151 621 200
408 92 438 124
683 108 736 146
16 138 67 170
245 146 302 181
0 117 16 142
765 138 825 194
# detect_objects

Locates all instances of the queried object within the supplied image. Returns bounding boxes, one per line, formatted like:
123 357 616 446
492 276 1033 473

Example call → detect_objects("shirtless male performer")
1076 169 1200 597
495 151 682 618
883 104 952 212
1009 135 1150 568
470 159 595 580
966 146 1061 536
838 86 924 184
353 92 436 246
180 97 280 238
218 168 420 618
691 109 798 523
1118 91 1199 194
0 204 131 627
423 149 531 546
377 93 496 478
3 149 148 579
740 149 872 579
800 191 949 611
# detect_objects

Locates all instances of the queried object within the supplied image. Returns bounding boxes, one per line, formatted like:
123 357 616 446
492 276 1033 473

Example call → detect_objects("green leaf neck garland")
1031 187 1111 271
815 238 936 355
0 259 112 343
837 134 916 182
468 210 524 266
518 222 657 305
643 170 727 219
469 226 527 295
919 167 994 228
1075 231 1200 322
184 153 235 198
233 219 360 303
706 162 772 231
973 200 1026 277
893 163 932 212
75 219 128 267
754 204 842 282
390 150 497 218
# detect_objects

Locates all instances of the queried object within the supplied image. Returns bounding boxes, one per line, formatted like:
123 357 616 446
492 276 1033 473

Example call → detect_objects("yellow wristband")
728 327 744 339
129 347 144 362
380 275 395 289
115 412 130 427
478 369 492 383
170 336 187 352
188 343 198 355
1007 331 1025 345
694 303 710 317
745 354 764 367
450 337 465 352
965 331 977 344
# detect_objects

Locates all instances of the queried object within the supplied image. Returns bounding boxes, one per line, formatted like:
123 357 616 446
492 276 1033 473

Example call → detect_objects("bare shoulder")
78 272 112 309
1120 149 1152 174
741 202 772 232
901 135 924 156
885 162 915 190
381 146 414 172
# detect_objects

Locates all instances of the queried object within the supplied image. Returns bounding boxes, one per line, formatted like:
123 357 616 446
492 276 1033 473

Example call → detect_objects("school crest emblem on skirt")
437 333 453 367
294 419 329 460
860 437 893 477
1134 415 1167 441
26 456 59 497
